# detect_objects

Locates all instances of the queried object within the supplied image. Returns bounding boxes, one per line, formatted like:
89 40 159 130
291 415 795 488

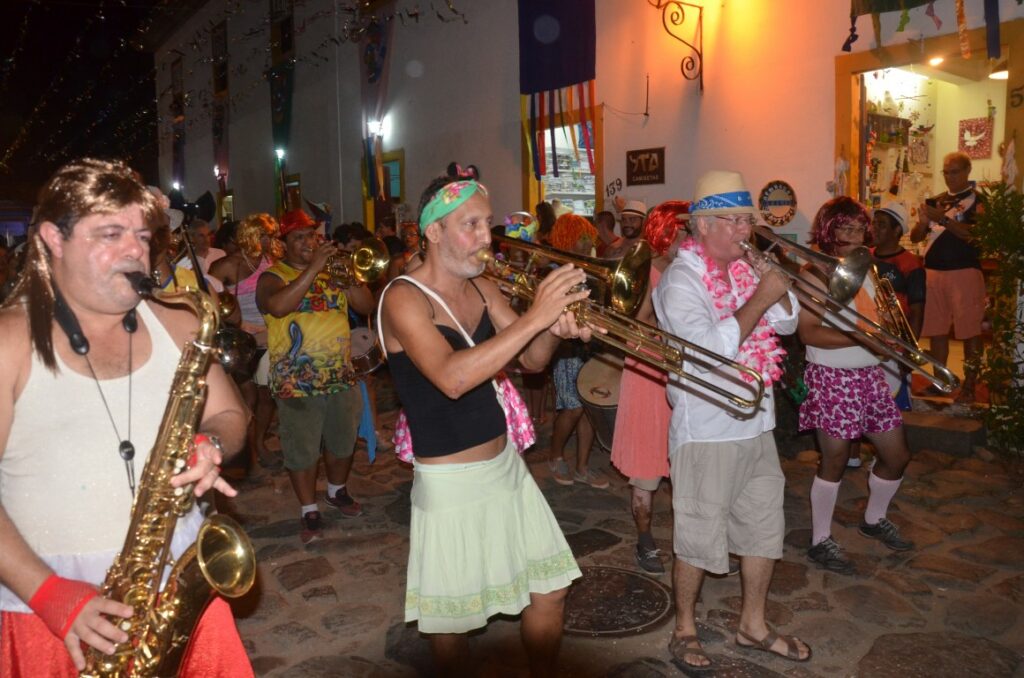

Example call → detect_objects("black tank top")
387 283 506 458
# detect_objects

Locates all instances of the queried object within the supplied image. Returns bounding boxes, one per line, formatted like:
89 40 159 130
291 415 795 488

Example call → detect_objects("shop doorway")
835 19 1023 204
859 59 1008 222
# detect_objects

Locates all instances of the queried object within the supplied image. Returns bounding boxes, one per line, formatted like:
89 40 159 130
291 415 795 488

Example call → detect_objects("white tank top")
805 275 879 369
0 301 203 612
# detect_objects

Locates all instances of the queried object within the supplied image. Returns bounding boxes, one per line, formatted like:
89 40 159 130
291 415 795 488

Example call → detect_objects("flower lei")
679 239 786 386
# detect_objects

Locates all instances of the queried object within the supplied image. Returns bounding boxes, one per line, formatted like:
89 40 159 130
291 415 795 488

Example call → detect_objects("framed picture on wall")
958 117 993 159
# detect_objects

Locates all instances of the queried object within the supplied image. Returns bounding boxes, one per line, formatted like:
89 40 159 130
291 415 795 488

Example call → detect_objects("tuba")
868 266 925 365
81 273 256 677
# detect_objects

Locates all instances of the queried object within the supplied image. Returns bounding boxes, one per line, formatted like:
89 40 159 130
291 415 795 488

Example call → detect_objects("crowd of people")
0 151 984 675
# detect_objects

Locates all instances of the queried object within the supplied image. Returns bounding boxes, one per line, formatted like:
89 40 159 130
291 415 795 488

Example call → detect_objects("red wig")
643 200 690 256
809 196 872 256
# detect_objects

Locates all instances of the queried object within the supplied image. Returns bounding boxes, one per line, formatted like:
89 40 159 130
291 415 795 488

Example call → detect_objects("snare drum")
350 327 384 376
576 353 624 452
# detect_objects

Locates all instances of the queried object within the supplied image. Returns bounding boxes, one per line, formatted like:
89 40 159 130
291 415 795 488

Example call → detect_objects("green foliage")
972 183 1024 454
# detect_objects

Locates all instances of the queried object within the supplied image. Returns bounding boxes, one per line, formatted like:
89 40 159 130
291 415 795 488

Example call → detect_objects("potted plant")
970 182 1024 455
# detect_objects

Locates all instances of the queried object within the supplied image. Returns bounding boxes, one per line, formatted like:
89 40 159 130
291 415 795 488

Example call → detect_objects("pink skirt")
610 356 671 481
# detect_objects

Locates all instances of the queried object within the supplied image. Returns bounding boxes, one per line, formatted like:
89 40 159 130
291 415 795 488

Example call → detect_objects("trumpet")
479 238 765 409
740 228 959 393
326 237 391 286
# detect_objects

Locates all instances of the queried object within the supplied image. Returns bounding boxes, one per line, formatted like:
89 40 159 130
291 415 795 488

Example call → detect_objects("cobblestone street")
220 374 1024 677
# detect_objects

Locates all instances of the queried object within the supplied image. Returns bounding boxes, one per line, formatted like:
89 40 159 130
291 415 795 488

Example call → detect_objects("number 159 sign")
626 147 665 186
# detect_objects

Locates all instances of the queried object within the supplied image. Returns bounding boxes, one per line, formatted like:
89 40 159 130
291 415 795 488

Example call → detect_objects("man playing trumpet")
653 169 809 669
377 168 592 676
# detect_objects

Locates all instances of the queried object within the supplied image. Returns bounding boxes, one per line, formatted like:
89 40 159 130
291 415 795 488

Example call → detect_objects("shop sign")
626 147 665 186
758 180 797 227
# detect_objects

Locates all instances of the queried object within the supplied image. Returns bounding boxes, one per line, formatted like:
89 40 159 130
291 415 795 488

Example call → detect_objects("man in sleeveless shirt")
256 208 375 544
378 172 593 676
0 158 251 675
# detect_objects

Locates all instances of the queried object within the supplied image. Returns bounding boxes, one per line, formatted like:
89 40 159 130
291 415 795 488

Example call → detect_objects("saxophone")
81 273 256 677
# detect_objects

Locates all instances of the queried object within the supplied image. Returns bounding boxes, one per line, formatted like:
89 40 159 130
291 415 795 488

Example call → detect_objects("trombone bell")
490 233 652 316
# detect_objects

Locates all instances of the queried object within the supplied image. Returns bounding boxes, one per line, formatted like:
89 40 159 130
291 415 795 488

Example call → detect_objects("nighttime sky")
0 0 169 201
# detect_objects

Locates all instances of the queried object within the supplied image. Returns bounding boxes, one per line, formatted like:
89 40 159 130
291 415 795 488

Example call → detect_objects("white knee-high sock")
810 476 841 546
864 472 903 525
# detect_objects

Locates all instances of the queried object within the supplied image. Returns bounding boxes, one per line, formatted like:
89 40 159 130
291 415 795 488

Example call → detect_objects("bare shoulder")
0 304 32 398
0 305 31 364
473 275 507 305
381 278 430 318
208 255 237 280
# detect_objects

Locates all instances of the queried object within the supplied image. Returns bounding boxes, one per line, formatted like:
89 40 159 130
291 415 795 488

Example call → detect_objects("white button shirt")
653 249 799 449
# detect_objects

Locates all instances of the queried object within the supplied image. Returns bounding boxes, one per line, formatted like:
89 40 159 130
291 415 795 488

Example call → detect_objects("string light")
3 1 469 173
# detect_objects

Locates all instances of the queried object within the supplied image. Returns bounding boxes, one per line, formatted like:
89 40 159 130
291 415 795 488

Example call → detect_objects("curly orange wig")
643 200 690 256
237 213 279 258
549 213 598 254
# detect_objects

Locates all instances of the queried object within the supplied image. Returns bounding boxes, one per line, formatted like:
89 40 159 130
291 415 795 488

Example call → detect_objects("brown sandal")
736 628 812 662
668 634 713 671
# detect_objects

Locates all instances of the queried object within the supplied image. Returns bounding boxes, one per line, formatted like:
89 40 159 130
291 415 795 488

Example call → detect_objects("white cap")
875 202 909 234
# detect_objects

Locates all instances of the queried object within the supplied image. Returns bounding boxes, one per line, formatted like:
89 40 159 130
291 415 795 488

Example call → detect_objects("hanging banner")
518 0 595 94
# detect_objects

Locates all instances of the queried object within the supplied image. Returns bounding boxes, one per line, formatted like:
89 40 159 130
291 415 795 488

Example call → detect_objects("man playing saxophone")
0 158 252 675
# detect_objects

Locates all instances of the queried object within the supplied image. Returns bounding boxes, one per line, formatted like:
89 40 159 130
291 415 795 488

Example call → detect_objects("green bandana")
418 180 487 233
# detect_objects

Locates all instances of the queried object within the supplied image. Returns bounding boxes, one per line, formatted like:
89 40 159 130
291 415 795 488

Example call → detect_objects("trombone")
491 233 652 315
480 237 766 409
741 226 959 394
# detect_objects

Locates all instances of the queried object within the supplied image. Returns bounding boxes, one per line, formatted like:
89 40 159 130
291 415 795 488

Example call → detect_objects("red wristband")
190 433 210 468
27 574 98 639
190 434 222 473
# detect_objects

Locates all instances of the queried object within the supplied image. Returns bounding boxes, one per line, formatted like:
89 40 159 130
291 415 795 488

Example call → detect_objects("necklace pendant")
119 440 135 461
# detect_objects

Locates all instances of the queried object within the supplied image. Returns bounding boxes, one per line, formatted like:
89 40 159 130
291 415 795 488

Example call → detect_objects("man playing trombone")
653 170 810 669
799 197 914 575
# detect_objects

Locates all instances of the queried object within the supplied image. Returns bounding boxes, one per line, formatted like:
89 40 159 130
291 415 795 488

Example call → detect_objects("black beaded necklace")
54 292 138 496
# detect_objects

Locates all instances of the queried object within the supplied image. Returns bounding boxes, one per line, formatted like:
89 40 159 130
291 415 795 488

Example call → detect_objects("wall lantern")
989 59 1009 80
648 0 703 92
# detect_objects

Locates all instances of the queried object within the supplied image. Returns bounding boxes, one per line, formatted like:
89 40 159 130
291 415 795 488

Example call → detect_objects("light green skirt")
406 440 581 633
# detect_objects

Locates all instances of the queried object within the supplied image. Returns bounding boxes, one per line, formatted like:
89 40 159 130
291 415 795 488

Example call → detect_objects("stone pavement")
218 374 1024 677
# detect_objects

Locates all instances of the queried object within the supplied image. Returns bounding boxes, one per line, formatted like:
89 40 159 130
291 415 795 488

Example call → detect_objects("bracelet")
191 433 224 470
27 574 98 639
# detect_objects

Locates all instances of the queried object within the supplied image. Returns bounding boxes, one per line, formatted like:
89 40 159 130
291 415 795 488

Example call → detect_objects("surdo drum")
576 353 624 452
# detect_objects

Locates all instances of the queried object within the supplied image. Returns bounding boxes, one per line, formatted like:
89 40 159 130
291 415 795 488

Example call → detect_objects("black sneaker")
807 536 855 574
635 544 665 574
300 510 324 545
859 518 914 551
325 487 364 518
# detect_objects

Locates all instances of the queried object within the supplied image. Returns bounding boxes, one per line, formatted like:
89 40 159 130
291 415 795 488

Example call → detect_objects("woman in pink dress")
610 201 690 574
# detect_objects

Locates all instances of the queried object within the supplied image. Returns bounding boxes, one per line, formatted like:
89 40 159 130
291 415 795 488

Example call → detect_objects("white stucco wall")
155 0 1022 242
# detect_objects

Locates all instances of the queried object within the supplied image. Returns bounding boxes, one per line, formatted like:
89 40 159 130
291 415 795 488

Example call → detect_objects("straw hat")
690 170 757 218
620 200 647 218
875 202 909 234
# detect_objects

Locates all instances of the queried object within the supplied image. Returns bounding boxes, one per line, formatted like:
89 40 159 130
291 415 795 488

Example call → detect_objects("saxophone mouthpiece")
125 271 156 298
